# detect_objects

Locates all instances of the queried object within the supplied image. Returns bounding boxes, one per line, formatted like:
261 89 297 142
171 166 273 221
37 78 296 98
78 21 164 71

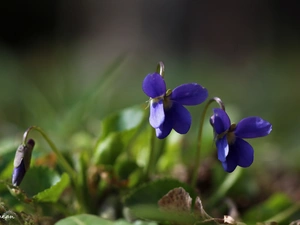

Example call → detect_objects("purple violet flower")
210 108 272 172
142 72 208 139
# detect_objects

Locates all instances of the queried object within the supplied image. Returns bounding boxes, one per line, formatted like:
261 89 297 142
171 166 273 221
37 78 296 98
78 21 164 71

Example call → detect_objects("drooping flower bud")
12 139 35 186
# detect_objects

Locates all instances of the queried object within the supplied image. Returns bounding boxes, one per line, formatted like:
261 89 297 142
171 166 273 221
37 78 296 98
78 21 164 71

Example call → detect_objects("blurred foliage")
0 50 300 225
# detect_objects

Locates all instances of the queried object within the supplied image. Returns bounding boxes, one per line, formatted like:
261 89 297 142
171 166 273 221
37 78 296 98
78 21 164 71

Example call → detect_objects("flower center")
150 89 173 110
163 89 173 110
227 124 237 144
215 123 236 144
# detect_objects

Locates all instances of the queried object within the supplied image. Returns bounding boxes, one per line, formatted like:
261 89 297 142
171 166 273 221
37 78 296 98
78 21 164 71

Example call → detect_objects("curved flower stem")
156 61 165 77
23 126 90 213
191 97 225 188
23 126 76 181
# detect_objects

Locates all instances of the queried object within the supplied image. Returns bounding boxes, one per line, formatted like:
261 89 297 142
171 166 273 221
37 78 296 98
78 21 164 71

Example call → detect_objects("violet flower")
210 108 272 172
142 72 208 139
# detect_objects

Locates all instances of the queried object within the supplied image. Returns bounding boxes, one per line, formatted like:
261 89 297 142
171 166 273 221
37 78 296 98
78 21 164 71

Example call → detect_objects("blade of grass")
208 167 242 207
264 203 300 224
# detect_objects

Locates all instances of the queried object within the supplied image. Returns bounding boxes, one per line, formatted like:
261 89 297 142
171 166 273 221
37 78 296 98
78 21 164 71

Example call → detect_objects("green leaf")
127 168 144 188
34 173 70 202
113 220 132 225
156 132 182 172
132 221 158 225
114 220 158 225
124 178 196 220
100 106 145 139
55 214 114 225
19 166 69 201
114 158 139 180
93 132 124 165
56 216 157 225
93 105 146 166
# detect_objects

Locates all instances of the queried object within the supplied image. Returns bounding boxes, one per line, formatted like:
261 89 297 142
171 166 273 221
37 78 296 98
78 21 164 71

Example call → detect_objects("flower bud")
12 139 35 186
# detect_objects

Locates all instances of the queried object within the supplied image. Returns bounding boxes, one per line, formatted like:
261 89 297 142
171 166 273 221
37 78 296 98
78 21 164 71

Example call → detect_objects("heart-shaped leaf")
18 166 69 202
93 132 124 165
34 173 70 202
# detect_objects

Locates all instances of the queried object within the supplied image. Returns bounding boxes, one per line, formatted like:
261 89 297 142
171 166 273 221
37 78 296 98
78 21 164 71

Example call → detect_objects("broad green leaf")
114 157 139 180
242 193 293 223
132 221 158 225
93 132 124 165
55 214 113 225
156 132 182 172
113 220 132 225
56 216 156 225
19 166 67 200
100 106 145 139
127 168 144 188
114 220 158 225
34 173 70 202
93 108 145 165
125 205 196 224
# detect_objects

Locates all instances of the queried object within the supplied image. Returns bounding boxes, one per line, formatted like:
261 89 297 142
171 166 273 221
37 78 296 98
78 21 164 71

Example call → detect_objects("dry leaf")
158 187 192 212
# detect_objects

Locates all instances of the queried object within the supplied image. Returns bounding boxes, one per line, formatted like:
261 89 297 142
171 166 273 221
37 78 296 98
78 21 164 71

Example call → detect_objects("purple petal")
216 136 229 162
231 138 254 167
149 100 165 128
171 83 208 105
222 155 238 173
155 115 173 139
222 143 239 172
142 73 166 98
170 102 191 134
235 117 272 138
212 108 231 134
12 160 26 186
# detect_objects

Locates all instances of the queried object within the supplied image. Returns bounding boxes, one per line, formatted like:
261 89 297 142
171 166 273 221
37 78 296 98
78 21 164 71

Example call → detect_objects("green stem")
22 126 89 213
144 127 156 179
23 126 76 180
208 167 242 207
265 202 300 223
191 97 225 188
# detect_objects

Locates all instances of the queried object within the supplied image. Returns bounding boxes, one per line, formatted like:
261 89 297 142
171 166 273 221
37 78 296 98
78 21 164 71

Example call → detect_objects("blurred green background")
0 0 300 206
